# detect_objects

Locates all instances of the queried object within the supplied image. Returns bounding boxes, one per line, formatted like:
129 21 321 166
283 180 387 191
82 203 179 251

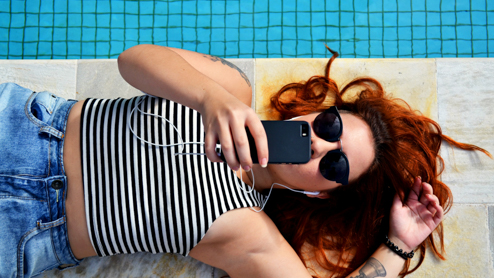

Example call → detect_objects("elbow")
117 44 169 82
117 47 131 82
117 45 146 84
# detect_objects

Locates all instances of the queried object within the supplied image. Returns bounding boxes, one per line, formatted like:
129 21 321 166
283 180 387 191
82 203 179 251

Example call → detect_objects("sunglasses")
313 106 350 185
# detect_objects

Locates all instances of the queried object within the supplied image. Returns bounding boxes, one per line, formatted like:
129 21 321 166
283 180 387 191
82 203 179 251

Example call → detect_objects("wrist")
197 84 230 115
387 234 414 252
383 235 414 260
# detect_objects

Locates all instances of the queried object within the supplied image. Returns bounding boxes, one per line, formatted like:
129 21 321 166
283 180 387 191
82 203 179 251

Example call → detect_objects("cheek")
348 151 374 182
297 160 325 182
278 162 320 180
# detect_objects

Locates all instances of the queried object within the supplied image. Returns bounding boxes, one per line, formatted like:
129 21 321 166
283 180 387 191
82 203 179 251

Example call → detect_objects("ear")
306 191 330 199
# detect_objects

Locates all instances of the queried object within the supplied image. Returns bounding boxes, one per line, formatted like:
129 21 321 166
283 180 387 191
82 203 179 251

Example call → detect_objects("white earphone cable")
129 96 319 212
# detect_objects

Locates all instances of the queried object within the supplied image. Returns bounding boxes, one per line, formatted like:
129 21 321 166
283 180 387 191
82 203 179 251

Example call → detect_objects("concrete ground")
1 57 492 277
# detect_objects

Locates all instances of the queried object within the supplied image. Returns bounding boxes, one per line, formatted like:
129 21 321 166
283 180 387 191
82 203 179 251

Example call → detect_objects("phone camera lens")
301 124 309 137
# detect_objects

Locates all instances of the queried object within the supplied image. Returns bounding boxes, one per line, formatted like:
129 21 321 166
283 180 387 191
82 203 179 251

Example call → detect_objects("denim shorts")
0 83 82 278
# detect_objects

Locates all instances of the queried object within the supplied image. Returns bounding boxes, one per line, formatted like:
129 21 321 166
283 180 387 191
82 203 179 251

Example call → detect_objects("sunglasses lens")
319 151 349 185
314 110 341 141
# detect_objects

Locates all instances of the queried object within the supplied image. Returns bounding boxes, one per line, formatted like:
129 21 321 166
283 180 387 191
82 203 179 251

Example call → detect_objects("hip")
0 83 82 277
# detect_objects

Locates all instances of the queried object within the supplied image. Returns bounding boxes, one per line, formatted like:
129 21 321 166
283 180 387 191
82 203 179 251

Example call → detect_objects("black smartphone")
216 121 311 164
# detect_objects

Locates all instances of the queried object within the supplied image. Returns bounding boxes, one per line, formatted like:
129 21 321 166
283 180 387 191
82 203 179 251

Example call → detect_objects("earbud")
303 191 321 196
286 115 303 121
272 183 320 196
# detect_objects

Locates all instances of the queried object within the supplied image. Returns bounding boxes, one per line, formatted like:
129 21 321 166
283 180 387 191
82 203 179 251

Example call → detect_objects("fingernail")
261 158 268 168
243 165 251 172
232 166 239 171
417 176 422 181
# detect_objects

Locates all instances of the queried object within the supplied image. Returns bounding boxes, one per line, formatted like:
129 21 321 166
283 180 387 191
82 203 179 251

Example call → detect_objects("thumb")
392 192 404 210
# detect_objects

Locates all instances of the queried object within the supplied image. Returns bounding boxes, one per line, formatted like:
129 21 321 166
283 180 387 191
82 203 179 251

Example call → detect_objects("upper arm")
118 44 253 106
189 208 312 278
167 47 253 106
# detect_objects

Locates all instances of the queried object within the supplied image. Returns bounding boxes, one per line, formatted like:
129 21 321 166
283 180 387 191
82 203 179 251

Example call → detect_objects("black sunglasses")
313 106 350 185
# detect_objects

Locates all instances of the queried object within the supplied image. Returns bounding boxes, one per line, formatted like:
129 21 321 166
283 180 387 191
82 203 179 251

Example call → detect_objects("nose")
311 135 340 159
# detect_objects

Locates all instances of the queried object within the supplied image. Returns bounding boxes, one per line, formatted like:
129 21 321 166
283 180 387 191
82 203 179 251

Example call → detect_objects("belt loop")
39 125 65 139
37 216 66 230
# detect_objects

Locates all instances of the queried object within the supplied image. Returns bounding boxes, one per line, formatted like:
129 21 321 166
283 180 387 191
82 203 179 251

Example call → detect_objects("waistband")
26 89 81 268
24 89 76 176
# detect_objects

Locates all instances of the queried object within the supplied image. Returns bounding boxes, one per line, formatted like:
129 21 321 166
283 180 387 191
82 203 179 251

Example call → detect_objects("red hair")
265 48 492 277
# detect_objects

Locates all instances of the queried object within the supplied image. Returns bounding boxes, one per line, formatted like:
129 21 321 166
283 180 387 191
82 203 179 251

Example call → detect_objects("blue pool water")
1 0 493 59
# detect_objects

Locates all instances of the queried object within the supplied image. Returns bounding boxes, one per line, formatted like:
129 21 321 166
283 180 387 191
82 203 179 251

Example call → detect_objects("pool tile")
0 60 77 99
255 58 437 120
409 205 494 277
76 59 142 100
437 59 494 204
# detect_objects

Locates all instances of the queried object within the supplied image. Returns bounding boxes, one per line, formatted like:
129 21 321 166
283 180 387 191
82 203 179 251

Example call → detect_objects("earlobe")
306 191 330 199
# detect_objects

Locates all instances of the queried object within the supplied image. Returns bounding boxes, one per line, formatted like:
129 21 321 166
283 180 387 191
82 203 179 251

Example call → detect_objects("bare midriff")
64 100 98 259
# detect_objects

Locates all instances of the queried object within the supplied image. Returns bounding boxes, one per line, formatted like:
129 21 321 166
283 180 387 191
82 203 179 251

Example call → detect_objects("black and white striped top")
80 96 265 257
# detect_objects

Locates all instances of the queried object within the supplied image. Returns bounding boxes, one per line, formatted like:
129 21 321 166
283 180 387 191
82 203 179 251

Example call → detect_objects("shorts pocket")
18 221 62 278
25 91 58 127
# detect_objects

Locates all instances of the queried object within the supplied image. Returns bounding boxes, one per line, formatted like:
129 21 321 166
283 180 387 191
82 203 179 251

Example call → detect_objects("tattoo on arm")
349 258 387 278
203 54 252 87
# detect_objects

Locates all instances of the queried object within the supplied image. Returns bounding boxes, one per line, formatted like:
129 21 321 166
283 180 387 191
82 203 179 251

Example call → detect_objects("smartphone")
216 121 311 164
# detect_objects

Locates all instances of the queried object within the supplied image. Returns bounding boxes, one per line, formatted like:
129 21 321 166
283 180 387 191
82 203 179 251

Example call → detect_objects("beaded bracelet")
383 235 414 260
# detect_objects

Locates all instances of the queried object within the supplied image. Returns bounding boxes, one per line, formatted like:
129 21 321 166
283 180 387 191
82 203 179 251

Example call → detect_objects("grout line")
488 206 494 272
252 58 256 110
434 58 438 123
74 60 78 99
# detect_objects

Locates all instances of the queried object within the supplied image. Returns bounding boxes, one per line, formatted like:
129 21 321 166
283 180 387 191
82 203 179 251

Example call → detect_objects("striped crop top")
80 95 265 257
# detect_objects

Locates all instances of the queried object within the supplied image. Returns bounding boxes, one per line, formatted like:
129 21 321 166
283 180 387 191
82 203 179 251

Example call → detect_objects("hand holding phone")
216 120 311 164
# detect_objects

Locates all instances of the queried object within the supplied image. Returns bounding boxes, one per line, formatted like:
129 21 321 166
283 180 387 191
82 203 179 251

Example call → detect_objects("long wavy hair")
264 47 491 277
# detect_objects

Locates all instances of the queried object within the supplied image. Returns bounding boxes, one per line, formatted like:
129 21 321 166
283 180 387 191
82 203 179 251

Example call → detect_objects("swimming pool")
1 0 492 59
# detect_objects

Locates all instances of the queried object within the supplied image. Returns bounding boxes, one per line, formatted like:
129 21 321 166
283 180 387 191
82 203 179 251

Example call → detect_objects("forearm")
118 44 226 112
346 242 408 278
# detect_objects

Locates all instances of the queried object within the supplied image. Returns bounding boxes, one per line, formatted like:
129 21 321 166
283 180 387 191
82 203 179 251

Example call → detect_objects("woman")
0 45 488 278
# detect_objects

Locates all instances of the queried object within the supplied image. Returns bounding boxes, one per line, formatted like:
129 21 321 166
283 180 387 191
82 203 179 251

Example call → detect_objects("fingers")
411 176 434 203
420 180 434 197
408 177 444 224
205 122 245 171
230 120 253 171
409 176 422 200
245 117 268 168
204 112 268 171
433 200 444 223
228 113 268 170
391 192 403 210
204 131 224 163
425 193 444 224
419 181 434 206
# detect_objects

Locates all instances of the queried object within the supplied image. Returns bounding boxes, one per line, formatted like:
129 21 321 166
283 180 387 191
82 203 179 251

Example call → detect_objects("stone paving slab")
410 204 494 278
437 59 494 204
76 59 142 100
0 60 77 100
76 59 255 108
42 253 217 278
255 58 437 121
